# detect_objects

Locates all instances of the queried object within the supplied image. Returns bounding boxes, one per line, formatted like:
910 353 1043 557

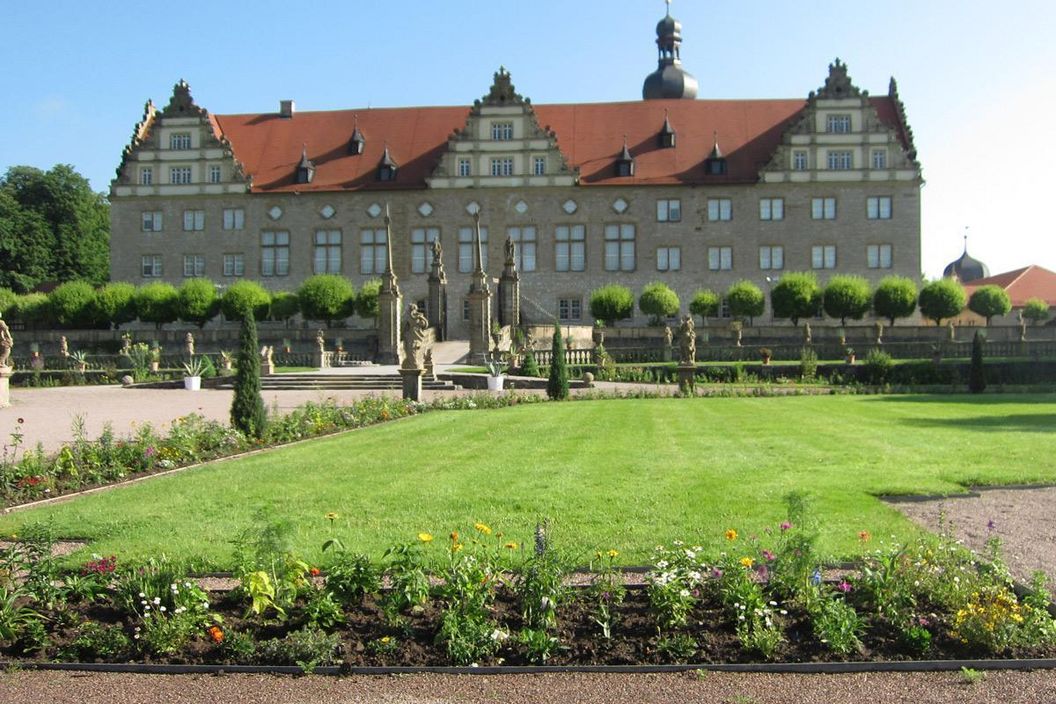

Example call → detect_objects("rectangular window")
222 208 245 230
458 226 489 273
139 167 153 185
182 210 205 231
457 158 471 177
867 196 893 220
656 198 682 222
141 255 162 278
793 151 808 171
182 254 205 278
827 151 853 170
223 253 245 277
170 132 192 150
462 299 471 322
141 211 163 232
867 244 893 269
491 122 514 140
720 298 731 319
708 246 733 271
657 246 681 272
812 245 837 270
490 157 514 177
759 246 784 271
604 223 635 271
314 230 342 274
555 224 585 272
759 198 784 221
261 230 290 277
533 156 546 176
507 226 537 272
811 197 837 220
169 166 192 185
707 198 732 222
871 149 888 170
826 114 852 133
558 298 582 322
411 227 441 273
208 165 222 183
359 229 387 274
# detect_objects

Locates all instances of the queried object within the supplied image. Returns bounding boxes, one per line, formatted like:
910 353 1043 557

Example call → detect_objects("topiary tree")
355 278 381 322
726 280 765 324
1023 298 1050 326
822 275 872 326
298 275 356 326
220 280 271 321
0 287 17 317
176 278 220 328
969 330 986 393
918 279 966 326
48 280 99 328
269 291 300 325
95 282 137 329
770 272 820 326
546 324 569 400
589 285 634 326
638 282 680 325
134 282 179 329
967 285 1012 326
873 276 918 326
689 289 719 324
521 345 540 377
11 292 51 329
230 311 267 439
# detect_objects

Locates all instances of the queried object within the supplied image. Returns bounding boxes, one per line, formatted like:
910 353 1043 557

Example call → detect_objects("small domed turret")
943 238 990 282
643 2 698 100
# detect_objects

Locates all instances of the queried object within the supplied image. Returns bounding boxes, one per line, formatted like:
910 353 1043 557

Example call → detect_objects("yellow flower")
418 532 434 543
380 636 391 644
725 529 738 542
451 542 464 553
740 557 754 569
325 512 339 522
607 549 619 559
504 542 518 550
474 522 492 535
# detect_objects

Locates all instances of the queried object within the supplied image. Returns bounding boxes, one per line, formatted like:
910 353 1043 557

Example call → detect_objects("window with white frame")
223 253 245 277
183 254 205 277
261 230 290 277
411 227 440 273
657 246 681 271
759 198 784 221
827 151 853 170
141 255 163 278
793 151 808 171
491 122 514 140
457 158 471 177
708 246 733 271
826 114 851 133
811 245 837 269
170 132 192 150
182 210 205 231
313 230 342 274
507 226 537 272
555 224 585 272
141 211 163 232
533 156 546 176
811 197 837 220
169 166 192 185
867 244 893 269
871 149 888 170
558 298 582 321
359 229 387 274
867 196 893 220
490 157 514 177
208 165 222 183
759 246 784 270
139 167 153 185
458 226 489 273
656 199 681 222
604 223 635 271
707 198 732 222
719 297 731 319
222 208 245 231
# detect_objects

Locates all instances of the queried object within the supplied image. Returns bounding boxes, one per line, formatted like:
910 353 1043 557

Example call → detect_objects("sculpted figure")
664 325 673 348
121 333 132 355
0 318 12 368
803 322 813 344
60 336 69 357
401 303 430 369
677 314 696 366
185 332 195 357
316 329 326 353
504 236 516 266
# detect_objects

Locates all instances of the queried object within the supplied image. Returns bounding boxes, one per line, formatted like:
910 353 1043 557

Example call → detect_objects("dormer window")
348 119 366 155
658 114 676 148
491 122 514 140
377 147 398 182
615 140 635 177
295 147 315 184
826 114 852 133
705 135 726 175
170 132 192 150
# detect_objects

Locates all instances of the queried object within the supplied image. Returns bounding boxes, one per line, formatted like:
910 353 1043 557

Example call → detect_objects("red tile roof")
964 265 1056 306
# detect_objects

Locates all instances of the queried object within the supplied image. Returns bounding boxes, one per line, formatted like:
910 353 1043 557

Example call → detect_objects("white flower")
679 589 690 598
490 629 509 642
144 605 151 611
159 606 167 612
139 592 146 598
153 597 161 605
769 601 778 607
656 560 669 570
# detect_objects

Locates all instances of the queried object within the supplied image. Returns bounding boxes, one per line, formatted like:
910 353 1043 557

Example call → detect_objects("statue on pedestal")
60 336 69 357
401 304 430 369
677 315 696 366
316 329 326 353
121 333 132 355
0 318 12 368
185 332 195 357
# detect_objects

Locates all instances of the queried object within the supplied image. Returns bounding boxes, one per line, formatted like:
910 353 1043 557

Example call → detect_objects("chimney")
279 100 295 118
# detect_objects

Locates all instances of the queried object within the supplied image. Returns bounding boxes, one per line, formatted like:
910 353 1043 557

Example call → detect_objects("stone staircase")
218 373 460 391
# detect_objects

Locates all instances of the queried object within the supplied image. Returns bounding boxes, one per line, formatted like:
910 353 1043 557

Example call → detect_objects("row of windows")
793 148 889 171
457 156 548 177
139 165 223 186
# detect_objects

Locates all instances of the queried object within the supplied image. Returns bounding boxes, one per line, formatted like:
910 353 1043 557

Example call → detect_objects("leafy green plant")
1023 298 1050 325
176 278 220 328
873 276 918 326
547 324 569 400
646 542 707 630
918 278 966 326
589 285 634 325
61 621 132 661
381 542 431 616
518 627 560 664
770 272 820 326
589 549 626 639
0 586 42 644
799 346 818 382
182 356 206 377
726 280 766 323
256 627 340 671
822 275 872 326
639 282 680 325
230 311 266 438
303 588 344 631
656 632 697 662
968 285 1011 325
298 274 356 326
862 349 893 385
689 289 720 323
513 550 567 631
322 549 380 607
960 667 985 685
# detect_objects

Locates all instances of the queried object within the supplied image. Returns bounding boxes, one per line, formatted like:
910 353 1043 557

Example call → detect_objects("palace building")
109 7 922 337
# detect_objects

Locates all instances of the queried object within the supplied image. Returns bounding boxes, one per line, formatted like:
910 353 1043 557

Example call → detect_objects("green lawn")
2 394 1053 569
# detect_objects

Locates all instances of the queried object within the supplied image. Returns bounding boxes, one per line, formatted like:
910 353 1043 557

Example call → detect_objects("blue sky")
2 0 1054 277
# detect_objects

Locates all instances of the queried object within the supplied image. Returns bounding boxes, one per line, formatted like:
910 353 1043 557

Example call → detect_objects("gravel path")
1 670 1054 704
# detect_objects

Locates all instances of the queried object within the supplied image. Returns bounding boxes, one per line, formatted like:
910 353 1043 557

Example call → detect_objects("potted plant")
759 347 773 365
845 347 856 364
69 350 89 373
483 354 506 391
149 343 161 373
182 356 205 391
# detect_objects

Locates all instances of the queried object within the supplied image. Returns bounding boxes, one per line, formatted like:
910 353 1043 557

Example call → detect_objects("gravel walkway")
0 670 1053 704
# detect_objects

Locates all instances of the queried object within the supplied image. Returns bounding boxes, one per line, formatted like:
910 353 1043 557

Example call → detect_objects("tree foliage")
298 275 355 325
822 275 872 326
918 278 966 326
726 280 765 323
770 272 820 326
11 293 51 328
48 280 99 328
269 291 300 323
0 287 16 318
969 330 986 393
135 282 179 328
638 282 680 325
220 280 271 321
967 285 1012 325
230 312 267 439
689 289 720 322
96 282 138 329
589 285 634 325
176 278 220 328
873 276 918 326
355 278 381 320
1023 298 1050 326
546 325 569 400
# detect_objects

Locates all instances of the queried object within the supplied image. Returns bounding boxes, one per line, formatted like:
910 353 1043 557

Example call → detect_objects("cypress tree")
968 330 986 394
230 311 267 438
547 324 569 400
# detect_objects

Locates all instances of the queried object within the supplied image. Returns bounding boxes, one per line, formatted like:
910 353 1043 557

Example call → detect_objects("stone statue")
432 238 443 262
803 322 813 344
664 325 673 348
185 332 195 357
316 329 326 353
504 236 516 266
401 303 430 369
947 321 956 341
875 321 884 345
0 318 12 368
1019 312 1028 342
59 336 69 357
264 345 274 365
677 314 696 366
121 333 132 355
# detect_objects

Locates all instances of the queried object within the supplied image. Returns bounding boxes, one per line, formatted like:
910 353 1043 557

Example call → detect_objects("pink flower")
762 549 775 562
780 521 792 532
836 580 852 593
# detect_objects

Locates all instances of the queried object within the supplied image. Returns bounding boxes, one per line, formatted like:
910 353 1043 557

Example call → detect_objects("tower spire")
643 1 698 99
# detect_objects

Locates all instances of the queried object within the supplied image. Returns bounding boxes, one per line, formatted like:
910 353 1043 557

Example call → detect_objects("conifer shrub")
230 312 267 438
969 330 986 393
547 325 569 400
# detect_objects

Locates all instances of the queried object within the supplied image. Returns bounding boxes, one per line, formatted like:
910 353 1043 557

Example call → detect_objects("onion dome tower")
943 235 990 282
643 1 698 100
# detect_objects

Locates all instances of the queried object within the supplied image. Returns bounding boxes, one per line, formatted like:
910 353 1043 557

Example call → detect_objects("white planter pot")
486 375 505 391
184 376 202 391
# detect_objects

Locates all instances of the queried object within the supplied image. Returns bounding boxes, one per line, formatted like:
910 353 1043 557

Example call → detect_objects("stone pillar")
427 239 447 342
499 235 520 328
467 212 492 362
377 206 403 365
677 365 696 394
0 366 10 409
399 367 423 401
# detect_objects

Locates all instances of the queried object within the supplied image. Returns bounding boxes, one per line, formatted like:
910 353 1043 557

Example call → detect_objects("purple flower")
987 519 996 532
762 549 776 562
780 521 792 532
810 568 822 586
836 580 852 593
711 568 723 579
755 565 769 580
144 446 157 457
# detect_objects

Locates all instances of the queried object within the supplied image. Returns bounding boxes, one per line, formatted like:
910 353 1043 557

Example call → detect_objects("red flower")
309 567 321 577
207 626 224 644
